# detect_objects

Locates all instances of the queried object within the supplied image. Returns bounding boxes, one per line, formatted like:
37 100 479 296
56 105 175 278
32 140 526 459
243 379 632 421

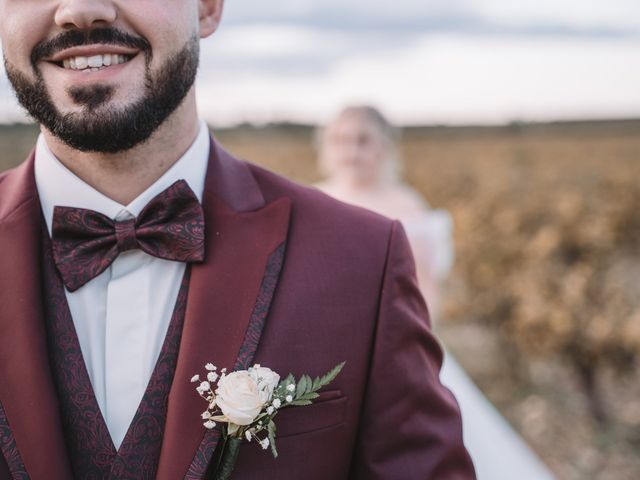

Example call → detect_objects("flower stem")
213 436 242 480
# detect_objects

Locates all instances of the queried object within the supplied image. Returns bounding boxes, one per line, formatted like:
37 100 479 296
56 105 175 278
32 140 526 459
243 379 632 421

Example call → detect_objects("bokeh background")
1 1 639 478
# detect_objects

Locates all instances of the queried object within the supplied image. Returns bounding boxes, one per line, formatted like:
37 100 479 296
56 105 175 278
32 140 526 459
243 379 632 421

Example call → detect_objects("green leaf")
316 362 346 390
279 374 293 386
288 399 313 406
295 375 308 398
227 423 240 437
297 392 319 402
303 375 313 394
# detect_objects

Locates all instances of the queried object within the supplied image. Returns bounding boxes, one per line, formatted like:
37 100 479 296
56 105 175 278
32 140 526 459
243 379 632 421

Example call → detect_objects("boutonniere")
191 361 345 480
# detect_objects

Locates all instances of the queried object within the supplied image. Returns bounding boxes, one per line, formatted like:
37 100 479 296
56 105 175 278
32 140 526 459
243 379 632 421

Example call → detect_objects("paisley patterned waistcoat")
41 231 190 479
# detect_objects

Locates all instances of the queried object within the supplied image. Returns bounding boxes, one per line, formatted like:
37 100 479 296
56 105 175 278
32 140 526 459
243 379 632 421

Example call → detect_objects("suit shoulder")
0 167 13 185
247 162 401 290
248 162 395 240
0 154 32 187
0 164 23 199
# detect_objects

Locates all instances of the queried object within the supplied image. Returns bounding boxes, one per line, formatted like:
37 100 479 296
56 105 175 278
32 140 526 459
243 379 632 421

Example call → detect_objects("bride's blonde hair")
316 105 403 182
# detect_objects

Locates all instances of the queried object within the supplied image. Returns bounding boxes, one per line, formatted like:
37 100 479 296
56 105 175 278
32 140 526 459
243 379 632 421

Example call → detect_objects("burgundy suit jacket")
0 138 475 479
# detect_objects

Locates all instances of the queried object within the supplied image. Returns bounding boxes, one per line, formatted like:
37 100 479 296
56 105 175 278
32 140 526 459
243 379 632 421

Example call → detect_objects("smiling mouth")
49 53 136 73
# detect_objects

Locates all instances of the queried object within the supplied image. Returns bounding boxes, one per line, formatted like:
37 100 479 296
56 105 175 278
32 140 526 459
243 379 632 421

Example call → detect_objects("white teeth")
74 56 88 69
62 53 131 71
88 55 102 68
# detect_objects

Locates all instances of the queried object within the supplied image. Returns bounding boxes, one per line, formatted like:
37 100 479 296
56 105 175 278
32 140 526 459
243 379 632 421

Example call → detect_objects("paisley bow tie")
51 179 205 292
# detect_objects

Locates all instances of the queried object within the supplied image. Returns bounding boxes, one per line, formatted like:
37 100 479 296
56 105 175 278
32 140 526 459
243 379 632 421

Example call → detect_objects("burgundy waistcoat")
41 230 190 479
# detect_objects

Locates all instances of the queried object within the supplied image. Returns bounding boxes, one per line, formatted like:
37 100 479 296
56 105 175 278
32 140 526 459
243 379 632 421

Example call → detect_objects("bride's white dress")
441 353 554 479
402 211 555 480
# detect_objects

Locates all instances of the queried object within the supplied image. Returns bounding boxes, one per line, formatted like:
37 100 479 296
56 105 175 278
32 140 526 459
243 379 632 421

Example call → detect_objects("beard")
4 28 199 154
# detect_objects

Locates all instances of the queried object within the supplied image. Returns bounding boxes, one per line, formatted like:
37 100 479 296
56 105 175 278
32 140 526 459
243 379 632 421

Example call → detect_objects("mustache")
31 28 151 64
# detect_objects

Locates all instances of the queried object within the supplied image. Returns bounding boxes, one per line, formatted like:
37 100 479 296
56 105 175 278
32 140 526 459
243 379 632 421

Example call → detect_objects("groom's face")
0 0 221 153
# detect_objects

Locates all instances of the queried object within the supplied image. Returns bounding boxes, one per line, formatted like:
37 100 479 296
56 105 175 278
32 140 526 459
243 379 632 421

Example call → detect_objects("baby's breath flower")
204 420 216 430
196 381 211 396
286 384 295 392
285 395 293 403
207 371 219 383
201 411 212 420
190 374 200 383
272 398 281 409
266 406 274 415
205 363 216 371
245 431 253 442
260 438 270 450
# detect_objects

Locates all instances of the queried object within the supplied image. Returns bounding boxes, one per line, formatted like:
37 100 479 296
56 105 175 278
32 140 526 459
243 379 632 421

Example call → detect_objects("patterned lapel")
155 140 292 479
0 154 74 479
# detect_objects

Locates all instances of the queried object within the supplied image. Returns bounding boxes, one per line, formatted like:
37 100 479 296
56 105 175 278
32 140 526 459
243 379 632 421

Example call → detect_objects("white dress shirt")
35 123 210 449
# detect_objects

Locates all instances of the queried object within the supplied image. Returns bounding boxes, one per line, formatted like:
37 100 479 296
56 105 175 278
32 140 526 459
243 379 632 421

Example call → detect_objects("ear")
199 0 224 38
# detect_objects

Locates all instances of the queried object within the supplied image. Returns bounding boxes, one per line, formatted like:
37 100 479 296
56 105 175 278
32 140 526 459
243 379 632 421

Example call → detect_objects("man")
0 0 476 478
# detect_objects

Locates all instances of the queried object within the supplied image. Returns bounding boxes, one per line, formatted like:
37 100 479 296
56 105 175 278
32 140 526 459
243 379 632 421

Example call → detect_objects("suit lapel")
156 140 292 479
0 154 73 479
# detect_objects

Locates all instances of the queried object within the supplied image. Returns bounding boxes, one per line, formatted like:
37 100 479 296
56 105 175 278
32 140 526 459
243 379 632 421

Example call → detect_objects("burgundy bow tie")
51 179 205 292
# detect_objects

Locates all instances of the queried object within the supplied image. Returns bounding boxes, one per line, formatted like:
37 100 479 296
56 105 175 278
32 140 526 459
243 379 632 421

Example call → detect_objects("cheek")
125 1 198 46
354 144 384 172
368 137 388 159
320 150 345 177
1 9 53 69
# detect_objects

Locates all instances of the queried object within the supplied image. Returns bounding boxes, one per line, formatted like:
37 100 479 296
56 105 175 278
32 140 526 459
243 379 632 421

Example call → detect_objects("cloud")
1 1 639 124
221 0 640 38
196 33 640 126
190 1 640 125
474 0 640 31
199 24 415 79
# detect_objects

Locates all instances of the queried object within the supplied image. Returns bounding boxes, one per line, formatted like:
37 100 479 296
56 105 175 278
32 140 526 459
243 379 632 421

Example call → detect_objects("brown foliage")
3 120 640 479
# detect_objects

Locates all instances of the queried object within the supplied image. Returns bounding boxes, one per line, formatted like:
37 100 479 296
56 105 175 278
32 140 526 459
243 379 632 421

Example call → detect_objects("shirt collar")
35 121 210 235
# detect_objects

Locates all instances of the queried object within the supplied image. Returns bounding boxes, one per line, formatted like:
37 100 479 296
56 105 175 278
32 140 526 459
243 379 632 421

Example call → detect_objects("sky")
1 0 639 126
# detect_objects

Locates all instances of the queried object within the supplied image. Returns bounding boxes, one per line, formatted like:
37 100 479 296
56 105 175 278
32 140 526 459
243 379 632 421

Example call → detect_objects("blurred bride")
314 106 554 480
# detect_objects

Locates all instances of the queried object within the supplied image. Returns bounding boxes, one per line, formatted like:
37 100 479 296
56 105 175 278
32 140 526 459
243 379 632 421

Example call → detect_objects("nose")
55 0 117 30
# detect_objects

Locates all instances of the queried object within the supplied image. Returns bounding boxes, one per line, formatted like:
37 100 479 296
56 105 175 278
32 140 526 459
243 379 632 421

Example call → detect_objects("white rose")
214 371 265 425
249 366 280 403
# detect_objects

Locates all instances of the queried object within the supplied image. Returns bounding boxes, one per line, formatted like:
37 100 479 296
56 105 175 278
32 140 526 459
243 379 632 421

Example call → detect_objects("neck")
41 91 201 205
332 175 385 194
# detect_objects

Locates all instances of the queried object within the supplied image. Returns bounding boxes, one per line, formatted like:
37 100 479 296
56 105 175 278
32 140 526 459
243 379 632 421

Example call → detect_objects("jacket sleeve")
350 220 476 479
